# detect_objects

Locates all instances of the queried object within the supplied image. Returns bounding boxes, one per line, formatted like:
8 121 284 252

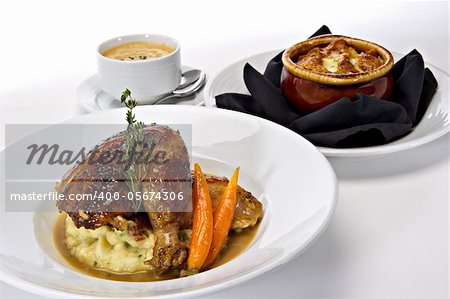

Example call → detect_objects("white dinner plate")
204 50 449 157
77 66 205 113
0 106 337 298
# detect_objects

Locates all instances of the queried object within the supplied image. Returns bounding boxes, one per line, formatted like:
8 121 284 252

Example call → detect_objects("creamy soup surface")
102 42 174 61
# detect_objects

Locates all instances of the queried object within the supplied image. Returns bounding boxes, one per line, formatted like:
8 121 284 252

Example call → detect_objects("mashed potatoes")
64 215 155 273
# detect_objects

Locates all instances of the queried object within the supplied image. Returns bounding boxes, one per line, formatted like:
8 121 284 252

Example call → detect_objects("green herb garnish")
126 56 147 61
124 241 131 249
120 89 153 212
120 88 138 125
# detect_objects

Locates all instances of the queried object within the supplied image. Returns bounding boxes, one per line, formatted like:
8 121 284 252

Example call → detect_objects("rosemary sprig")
120 88 151 212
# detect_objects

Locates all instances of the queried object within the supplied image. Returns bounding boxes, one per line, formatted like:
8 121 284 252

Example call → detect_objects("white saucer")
204 50 449 157
77 66 205 112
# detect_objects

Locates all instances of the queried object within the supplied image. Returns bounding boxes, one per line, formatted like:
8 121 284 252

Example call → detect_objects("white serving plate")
0 105 337 298
204 50 449 157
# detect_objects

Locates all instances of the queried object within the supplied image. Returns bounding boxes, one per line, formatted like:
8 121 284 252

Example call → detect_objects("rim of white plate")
0 105 338 299
203 49 449 157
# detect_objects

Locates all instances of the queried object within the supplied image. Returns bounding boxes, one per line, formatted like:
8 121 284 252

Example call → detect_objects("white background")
0 0 448 298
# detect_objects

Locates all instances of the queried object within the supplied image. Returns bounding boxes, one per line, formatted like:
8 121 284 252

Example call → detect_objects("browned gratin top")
296 38 384 75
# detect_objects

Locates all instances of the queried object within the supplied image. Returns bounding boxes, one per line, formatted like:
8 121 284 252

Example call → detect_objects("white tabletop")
0 1 448 298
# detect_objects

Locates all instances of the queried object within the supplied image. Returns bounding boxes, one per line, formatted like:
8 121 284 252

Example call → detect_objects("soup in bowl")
97 34 181 103
102 41 175 61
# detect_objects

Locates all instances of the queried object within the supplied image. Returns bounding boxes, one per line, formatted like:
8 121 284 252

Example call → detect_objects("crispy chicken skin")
207 175 263 231
56 124 263 274
146 222 188 273
55 126 136 230
57 175 262 232
57 124 192 274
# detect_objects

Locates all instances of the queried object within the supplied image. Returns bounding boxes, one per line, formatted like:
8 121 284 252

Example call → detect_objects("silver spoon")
152 71 206 105
178 69 202 89
139 70 202 105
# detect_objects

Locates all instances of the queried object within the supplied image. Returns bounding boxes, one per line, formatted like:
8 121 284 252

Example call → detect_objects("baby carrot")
187 163 214 270
202 167 240 269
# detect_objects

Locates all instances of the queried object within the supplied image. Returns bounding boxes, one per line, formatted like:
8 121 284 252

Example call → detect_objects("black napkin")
216 26 438 148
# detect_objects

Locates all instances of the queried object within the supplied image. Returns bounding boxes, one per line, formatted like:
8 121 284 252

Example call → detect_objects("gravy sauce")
54 213 258 281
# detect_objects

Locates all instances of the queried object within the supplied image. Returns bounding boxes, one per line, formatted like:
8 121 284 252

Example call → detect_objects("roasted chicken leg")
56 124 262 275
